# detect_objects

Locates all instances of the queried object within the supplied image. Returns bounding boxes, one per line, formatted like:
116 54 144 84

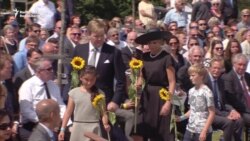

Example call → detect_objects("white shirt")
88 42 102 67
106 40 127 50
27 64 35 76
29 0 56 30
19 75 66 123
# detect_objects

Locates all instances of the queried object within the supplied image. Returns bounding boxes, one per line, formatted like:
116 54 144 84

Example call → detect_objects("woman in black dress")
166 35 185 73
134 28 175 141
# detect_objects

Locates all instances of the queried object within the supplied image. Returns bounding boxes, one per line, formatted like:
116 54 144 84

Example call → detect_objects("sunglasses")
215 47 223 51
243 15 250 17
169 42 178 45
227 34 234 38
112 34 119 37
190 26 198 29
191 34 198 37
71 33 81 36
42 67 53 72
199 23 206 26
33 30 41 33
170 28 178 31
0 123 12 130
190 43 199 46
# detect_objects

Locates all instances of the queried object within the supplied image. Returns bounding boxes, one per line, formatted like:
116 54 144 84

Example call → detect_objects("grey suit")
28 124 52 141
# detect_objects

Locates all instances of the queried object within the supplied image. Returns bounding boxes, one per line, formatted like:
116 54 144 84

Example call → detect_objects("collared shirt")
27 64 35 76
19 75 66 123
13 50 27 74
29 0 56 30
106 40 127 50
88 42 102 67
39 123 54 141
164 8 188 28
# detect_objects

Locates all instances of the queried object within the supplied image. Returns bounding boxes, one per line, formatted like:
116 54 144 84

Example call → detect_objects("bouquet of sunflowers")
70 56 85 88
92 94 116 141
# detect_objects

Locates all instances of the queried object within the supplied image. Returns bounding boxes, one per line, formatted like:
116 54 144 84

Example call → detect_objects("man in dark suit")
72 19 127 140
177 46 204 94
121 31 143 69
64 26 81 58
73 19 126 111
221 0 238 24
28 99 61 141
205 57 243 141
224 53 250 127
13 48 43 91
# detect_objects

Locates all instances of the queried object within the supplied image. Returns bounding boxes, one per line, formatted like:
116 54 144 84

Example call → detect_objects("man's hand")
227 110 241 120
107 101 119 112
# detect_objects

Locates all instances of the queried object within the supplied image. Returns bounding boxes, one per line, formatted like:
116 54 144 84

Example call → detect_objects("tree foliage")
74 0 164 24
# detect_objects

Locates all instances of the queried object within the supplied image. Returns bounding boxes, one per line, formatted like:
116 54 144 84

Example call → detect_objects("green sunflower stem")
71 70 79 88
134 75 138 133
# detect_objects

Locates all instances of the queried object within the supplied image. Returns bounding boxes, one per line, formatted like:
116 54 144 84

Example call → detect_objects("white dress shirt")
106 40 127 50
29 0 56 30
19 75 66 123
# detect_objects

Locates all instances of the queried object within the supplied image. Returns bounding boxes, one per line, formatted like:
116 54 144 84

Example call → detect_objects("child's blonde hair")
188 64 207 77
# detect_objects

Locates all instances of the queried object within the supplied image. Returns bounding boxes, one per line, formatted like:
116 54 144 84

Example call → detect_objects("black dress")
136 50 174 141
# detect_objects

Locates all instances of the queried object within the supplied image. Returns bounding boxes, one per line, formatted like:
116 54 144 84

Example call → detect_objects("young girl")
178 64 215 141
58 65 110 141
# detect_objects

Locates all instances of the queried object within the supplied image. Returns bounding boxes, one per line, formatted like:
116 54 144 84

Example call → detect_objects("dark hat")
135 28 172 45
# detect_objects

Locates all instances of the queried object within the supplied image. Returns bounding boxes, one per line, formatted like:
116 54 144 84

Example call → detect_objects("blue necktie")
213 80 221 109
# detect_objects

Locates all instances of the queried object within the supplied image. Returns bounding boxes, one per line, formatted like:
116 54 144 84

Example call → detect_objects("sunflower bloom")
129 59 143 69
159 88 171 101
92 94 105 108
71 56 85 70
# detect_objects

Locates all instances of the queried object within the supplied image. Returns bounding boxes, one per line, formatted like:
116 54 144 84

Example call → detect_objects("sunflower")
71 56 85 70
129 59 143 69
92 94 105 108
159 88 171 101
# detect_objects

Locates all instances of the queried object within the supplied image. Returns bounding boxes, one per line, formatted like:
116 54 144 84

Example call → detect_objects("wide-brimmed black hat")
135 28 172 45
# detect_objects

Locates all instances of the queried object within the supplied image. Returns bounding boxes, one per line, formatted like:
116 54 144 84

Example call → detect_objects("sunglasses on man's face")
0 123 12 130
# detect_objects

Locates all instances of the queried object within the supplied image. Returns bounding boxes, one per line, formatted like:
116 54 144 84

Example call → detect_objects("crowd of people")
0 0 250 141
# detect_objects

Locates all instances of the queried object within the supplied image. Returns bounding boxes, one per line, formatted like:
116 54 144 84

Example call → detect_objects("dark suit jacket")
191 1 212 22
28 124 51 141
204 74 234 116
121 46 143 69
73 43 126 105
63 36 75 58
177 62 193 93
221 0 238 23
223 70 250 114
13 66 32 91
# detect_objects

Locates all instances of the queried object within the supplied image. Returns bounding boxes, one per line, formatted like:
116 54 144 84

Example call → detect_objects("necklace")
150 49 163 58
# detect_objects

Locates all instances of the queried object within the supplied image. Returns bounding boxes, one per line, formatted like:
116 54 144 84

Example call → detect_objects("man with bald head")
28 99 61 141
42 42 58 55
